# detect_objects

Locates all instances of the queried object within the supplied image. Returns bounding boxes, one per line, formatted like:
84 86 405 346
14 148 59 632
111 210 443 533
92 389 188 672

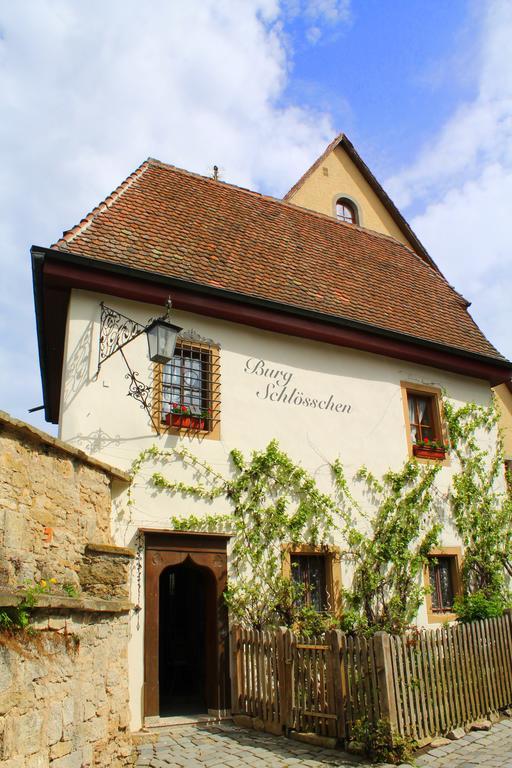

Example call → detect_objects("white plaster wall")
60 289 500 730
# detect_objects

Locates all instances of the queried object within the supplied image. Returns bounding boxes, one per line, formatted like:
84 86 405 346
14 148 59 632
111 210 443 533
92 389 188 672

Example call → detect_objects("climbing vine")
129 440 441 634
126 396 512 633
444 396 512 613
334 459 442 635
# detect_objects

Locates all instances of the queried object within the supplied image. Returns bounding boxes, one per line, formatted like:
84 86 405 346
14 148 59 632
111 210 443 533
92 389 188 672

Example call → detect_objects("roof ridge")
52 159 151 249
146 157 464 296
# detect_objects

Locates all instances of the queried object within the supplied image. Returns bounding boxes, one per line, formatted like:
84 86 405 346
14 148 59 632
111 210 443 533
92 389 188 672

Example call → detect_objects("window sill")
427 610 457 624
413 445 447 461
159 422 220 441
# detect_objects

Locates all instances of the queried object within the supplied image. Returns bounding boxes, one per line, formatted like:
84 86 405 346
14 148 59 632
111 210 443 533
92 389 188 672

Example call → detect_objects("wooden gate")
230 627 377 740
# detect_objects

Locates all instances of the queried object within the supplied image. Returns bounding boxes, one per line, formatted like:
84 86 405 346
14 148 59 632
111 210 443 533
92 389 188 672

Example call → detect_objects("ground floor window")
290 553 327 611
282 545 341 615
424 547 462 622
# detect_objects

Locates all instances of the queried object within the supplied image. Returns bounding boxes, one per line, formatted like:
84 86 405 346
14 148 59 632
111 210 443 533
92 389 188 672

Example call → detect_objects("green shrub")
454 591 506 623
351 717 416 764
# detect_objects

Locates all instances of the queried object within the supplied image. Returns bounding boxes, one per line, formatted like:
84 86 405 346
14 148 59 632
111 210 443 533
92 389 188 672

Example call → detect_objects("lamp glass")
146 319 182 364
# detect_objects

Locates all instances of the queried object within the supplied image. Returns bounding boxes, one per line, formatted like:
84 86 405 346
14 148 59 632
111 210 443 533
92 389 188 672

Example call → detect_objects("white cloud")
386 0 512 362
0 0 339 429
284 0 351 43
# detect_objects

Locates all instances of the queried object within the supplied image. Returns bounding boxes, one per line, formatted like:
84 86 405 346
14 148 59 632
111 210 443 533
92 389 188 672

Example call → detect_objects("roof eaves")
38 245 510 368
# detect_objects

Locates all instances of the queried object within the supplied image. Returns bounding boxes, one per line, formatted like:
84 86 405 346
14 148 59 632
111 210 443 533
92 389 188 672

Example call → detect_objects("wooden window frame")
424 547 462 623
152 340 221 440
282 544 342 616
400 381 449 465
335 197 358 225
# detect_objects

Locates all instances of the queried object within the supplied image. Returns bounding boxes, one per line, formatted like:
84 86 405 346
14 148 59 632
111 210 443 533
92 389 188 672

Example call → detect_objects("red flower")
181 405 187 412
423 437 429 444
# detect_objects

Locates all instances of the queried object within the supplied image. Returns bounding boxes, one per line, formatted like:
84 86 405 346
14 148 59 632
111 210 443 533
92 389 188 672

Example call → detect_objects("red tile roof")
52 158 504 362
284 132 437 272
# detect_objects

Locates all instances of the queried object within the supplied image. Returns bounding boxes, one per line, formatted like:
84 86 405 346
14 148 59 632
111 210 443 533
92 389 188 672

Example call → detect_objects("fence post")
276 627 287 731
373 631 398 733
277 627 294 732
329 629 347 741
230 625 241 715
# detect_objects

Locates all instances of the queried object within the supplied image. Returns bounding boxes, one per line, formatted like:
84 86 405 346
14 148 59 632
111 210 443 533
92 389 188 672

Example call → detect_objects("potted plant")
165 404 209 430
413 437 448 460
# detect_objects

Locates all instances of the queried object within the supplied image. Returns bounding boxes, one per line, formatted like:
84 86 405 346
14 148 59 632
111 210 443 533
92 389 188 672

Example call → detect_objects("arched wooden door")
143 531 230 717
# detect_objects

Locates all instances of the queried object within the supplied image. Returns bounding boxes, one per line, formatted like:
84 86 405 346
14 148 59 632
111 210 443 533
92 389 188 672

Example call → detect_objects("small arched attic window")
335 197 358 225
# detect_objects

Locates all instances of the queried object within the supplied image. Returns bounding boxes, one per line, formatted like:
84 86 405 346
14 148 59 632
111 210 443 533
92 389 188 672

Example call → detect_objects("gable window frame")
400 381 448 463
282 544 342 616
424 547 462 623
153 333 221 440
333 195 360 226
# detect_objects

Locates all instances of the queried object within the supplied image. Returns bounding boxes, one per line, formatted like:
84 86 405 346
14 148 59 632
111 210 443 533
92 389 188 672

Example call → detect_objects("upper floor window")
335 197 358 225
157 333 220 438
401 382 446 460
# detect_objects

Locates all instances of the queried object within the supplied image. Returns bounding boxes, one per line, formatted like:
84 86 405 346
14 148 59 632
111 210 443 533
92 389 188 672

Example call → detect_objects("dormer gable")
284 133 435 270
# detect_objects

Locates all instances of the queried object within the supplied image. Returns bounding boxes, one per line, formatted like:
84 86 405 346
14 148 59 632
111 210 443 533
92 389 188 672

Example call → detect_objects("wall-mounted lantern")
145 314 182 364
97 297 182 430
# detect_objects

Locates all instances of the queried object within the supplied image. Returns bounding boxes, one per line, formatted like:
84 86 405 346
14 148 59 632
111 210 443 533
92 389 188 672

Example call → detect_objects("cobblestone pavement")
135 719 512 767
135 723 373 767
416 719 512 767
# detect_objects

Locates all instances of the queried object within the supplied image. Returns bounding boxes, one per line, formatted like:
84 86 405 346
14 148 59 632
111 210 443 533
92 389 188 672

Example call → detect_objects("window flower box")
165 403 209 430
165 413 205 430
413 439 447 460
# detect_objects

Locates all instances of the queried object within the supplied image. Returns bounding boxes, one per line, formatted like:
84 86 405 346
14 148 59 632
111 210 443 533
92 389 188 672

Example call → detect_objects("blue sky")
283 0 478 177
0 0 510 431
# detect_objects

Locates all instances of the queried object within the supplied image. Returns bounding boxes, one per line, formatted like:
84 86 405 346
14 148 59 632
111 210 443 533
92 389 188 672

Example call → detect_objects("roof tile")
53 159 504 362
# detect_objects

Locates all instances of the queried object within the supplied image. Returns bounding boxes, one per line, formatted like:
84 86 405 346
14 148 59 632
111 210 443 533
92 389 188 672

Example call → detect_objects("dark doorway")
144 531 230 719
158 561 214 715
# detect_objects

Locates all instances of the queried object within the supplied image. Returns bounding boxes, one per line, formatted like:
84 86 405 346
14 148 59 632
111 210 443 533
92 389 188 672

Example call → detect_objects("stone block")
0 648 13 694
50 740 73 760
289 730 337 750
51 748 84 768
232 714 253 729
47 700 63 745
470 719 492 731
446 727 465 740
430 737 452 748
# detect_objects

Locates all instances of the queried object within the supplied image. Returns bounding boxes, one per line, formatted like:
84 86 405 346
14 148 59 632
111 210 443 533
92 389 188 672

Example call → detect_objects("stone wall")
0 608 133 767
0 412 134 766
0 411 130 593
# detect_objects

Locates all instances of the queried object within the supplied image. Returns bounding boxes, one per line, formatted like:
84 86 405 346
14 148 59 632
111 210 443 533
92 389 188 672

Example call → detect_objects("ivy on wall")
127 396 512 633
444 398 512 618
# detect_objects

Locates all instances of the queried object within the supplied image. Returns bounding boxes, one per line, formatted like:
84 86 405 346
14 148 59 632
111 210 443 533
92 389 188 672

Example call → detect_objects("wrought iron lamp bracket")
97 302 147 373
97 302 160 431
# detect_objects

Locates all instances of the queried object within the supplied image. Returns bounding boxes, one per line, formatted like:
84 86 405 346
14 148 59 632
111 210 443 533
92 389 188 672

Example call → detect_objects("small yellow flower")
40 579 47 588
49 578 57 584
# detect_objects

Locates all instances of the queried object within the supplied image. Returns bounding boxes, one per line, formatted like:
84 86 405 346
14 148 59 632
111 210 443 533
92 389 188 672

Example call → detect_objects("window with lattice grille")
155 335 220 437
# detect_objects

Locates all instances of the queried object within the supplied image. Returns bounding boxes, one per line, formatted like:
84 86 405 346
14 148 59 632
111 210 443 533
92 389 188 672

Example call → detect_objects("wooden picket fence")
389 616 512 741
230 612 512 744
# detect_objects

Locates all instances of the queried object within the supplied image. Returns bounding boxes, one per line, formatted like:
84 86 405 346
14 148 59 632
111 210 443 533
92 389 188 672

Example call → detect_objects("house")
31 134 512 729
